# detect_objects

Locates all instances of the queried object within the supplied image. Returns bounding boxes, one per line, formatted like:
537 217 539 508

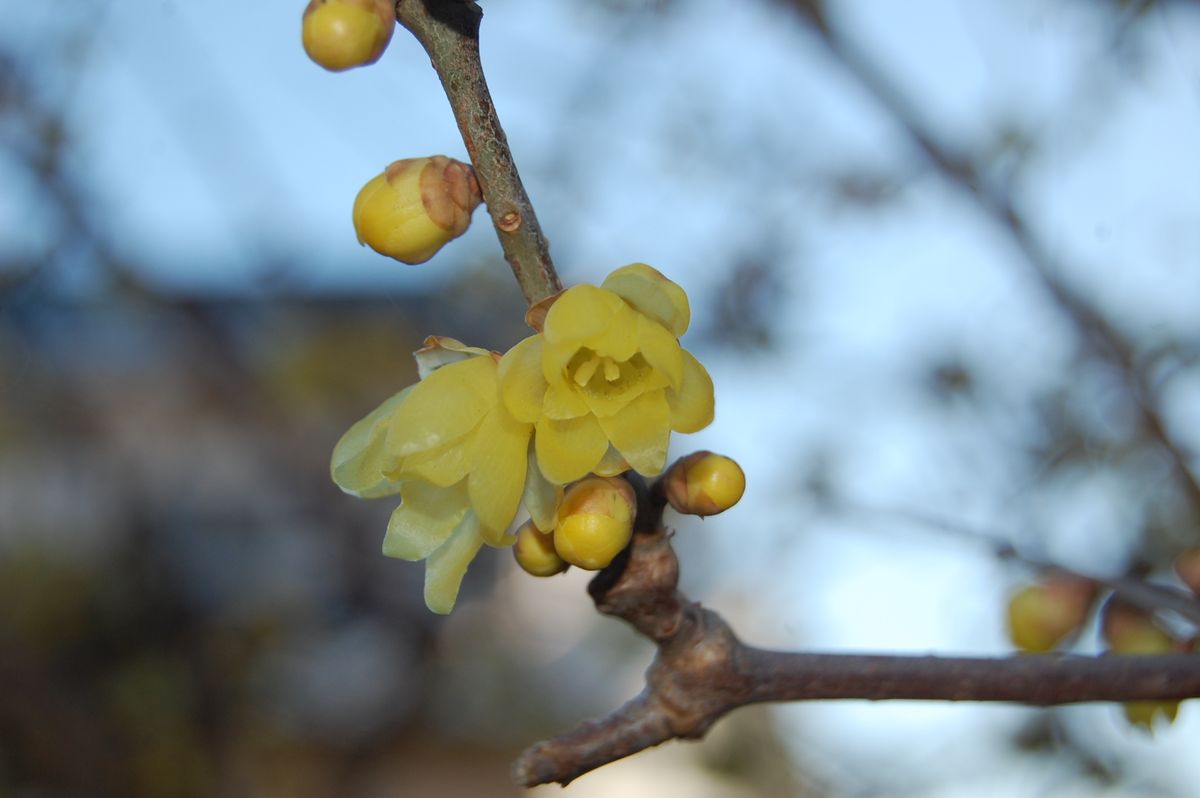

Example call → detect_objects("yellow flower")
498 264 714 485
330 337 559 613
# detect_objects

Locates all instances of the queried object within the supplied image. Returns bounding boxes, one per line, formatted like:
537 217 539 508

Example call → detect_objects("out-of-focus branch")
394 0 562 306
513 478 1200 787
781 0 1200 514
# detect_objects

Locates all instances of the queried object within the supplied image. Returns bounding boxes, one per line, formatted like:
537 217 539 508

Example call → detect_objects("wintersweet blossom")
330 337 559 613
498 263 714 484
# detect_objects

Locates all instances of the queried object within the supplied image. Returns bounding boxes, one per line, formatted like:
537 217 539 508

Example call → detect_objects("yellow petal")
542 285 625 348
667 349 714 433
575 354 669 419
382 480 469 561
467 404 531 544
497 334 547 424
535 413 609 484
592 445 631 477
596 389 671 477
398 432 474 487
601 262 691 337
542 379 590 420
635 314 683 390
424 511 485 614
521 445 562 531
414 336 493 380
385 355 496 456
331 386 412 498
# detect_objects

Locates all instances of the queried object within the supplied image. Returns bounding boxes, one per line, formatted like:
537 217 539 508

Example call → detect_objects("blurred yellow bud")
1174 548 1200 595
1005 573 1096 654
1101 600 1183 731
513 520 568 577
302 0 394 72
553 477 635 570
353 156 482 264
664 451 745 517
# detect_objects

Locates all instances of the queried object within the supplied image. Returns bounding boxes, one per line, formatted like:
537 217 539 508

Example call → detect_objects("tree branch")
394 0 562 306
782 0 1200 514
513 477 1200 787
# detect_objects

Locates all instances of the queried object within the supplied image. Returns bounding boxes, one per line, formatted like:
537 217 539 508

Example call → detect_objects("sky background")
3 0 1200 795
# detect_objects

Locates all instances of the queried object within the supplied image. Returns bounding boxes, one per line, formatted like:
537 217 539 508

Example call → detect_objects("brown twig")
513 478 1200 787
394 0 562 306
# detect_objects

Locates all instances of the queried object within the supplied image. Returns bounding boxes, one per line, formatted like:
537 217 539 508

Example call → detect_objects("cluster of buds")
514 477 635 576
302 0 394 72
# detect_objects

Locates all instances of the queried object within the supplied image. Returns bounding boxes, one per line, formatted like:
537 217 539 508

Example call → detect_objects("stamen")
574 355 600 386
603 357 621 382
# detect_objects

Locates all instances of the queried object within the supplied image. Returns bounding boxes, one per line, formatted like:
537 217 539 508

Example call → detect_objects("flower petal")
398 432 474 487
542 284 625 348
423 511 485 614
385 355 496 456
596 389 671 476
667 349 714 433
497 334 547 424
601 262 691 337
521 445 562 531
467 404 531 544
382 480 469 561
331 386 412 498
635 314 683 390
542 379 589 420
535 413 609 484
414 336 494 380
592 445 631 477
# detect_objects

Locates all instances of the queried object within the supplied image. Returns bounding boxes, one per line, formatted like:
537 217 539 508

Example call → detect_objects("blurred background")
2 0 1199 795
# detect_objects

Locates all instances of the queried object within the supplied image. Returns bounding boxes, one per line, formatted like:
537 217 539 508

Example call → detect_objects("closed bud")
353 156 482 264
664 451 745 517
553 477 636 571
513 520 568 577
1174 548 1200 595
1101 599 1183 731
302 0 394 72
1005 573 1096 653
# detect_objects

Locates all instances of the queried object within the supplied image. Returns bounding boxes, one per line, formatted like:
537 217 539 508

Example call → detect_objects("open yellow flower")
498 264 714 484
330 337 559 613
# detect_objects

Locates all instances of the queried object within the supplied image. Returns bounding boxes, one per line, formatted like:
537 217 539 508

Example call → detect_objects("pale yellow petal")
467 404 531 544
534 413 610 485
592 445 631 477
331 386 412 498
497 334 547 424
423 511 485 614
542 379 589 420
542 284 624 347
601 262 691 337
398 432 474 487
666 349 715 434
521 445 562 531
635 314 683 390
385 355 496 456
596 389 671 477
382 480 469 561
414 336 493 380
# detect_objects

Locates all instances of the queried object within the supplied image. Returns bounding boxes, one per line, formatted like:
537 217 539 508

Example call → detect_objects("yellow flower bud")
664 451 745 517
553 477 636 570
1005 573 1095 654
353 156 482 264
513 520 568 577
302 0 394 72
1101 600 1183 731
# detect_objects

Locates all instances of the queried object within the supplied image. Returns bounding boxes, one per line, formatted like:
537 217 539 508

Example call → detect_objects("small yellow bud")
664 451 745 517
1101 600 1183 731
1005 573 1095 653
353 156 482 264
513 520 568 577
302 0 394 72
1174 548 1200 595
553 477 636 570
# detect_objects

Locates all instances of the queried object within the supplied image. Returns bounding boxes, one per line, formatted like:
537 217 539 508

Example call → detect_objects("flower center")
566 348 650 399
